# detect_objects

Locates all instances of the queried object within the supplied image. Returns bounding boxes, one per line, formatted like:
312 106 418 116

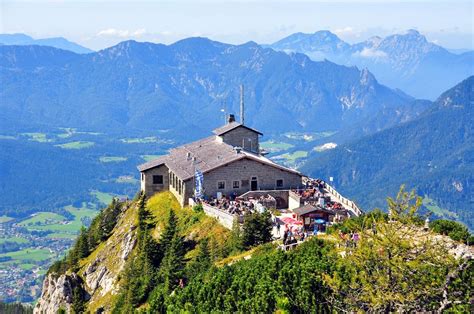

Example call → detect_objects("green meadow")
21 132 53 143
99 156 128 163
0 215 14 223
275 150 308 163
423 196 458 219
115 175 139 184
0 236 29 245
141 154 163 162
18 212 66 226
0 248 53 262
260 140 294 152
91 190 117 205
22 205 98 234
121 136 158 144
55 141 95 149
284 131 337 141
0 135 16 140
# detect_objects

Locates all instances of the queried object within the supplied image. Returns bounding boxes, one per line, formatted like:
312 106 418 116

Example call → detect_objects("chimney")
228 114 236 123
240 84 244 125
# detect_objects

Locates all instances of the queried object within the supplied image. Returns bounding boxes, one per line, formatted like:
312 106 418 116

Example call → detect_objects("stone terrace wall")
202 203 243 229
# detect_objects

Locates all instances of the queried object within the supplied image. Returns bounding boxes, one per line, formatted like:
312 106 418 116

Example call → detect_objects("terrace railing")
202 203 243 229
323 182 363 216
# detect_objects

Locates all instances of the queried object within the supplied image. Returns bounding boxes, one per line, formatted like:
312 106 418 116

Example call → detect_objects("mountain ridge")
0 33 93 54
301 76 474 229
0 38 423 141
270 30 474 99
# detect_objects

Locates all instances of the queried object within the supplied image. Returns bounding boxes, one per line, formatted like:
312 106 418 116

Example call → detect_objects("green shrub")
430 219 471 244
192 204 203 212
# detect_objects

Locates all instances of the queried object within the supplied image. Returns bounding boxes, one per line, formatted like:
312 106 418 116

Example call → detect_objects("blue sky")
1 0 473 50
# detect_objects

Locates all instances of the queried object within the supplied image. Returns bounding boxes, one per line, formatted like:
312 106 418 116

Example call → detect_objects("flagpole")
193 157 196 200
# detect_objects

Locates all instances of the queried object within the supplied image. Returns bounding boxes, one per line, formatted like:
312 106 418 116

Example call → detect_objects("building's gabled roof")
212 121 263 136
293 204 334 216
137 155 167 172
137 136 301 180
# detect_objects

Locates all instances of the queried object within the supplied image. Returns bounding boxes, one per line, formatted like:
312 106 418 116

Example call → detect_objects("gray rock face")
34 206 137 312
121 230 136 261
34 273 81 314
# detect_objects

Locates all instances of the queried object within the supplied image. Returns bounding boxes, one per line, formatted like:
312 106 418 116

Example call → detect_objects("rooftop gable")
293 204 334 216
212 122 263 136
137 156 167 172
137 136 301 179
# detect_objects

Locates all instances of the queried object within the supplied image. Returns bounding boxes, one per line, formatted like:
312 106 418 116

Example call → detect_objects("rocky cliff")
34 192 230 313
34 201 138 313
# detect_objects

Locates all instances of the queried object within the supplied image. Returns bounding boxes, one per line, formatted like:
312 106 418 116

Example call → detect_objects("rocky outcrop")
34 273 83 314
35 203 138 313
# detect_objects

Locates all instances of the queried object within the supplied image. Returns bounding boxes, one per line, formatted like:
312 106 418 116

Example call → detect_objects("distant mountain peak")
0 33 93 54
406 29 421 35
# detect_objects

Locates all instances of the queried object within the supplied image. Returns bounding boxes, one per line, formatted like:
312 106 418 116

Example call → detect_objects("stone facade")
219 127 259 153
141 164 169 198
139 122 303 207
141 157 302 207
200 158 301 200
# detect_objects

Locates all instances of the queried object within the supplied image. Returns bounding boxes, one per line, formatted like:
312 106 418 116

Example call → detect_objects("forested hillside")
35 191 473 313
0 39 423 138
302 76 474 229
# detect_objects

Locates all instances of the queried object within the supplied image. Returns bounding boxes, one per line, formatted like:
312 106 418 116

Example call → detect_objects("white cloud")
332 26 364 40
358 47 388 58
333 26 354 35
96 28 148 38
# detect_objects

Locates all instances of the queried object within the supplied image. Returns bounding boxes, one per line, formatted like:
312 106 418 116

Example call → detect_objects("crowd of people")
292 179 347 214
202 194 276 216
338 230 361 248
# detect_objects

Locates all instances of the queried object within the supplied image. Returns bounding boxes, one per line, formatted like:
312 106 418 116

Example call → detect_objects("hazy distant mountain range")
302 76 474 230
270 30 474 99
0 38 424 140
0 33 93 54
2 30 472 100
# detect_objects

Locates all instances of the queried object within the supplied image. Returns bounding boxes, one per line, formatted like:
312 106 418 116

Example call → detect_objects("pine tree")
196 237 211 269
76 226 89 259
159 209 178 253
71 286 85 314
160 232 185 293
228 217 243 253
242 210 273 248
323 186 459 312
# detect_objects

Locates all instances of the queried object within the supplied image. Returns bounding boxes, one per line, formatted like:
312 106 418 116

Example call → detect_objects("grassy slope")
71 192 230 312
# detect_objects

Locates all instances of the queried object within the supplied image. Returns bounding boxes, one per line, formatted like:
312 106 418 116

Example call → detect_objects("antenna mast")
240 84 245 125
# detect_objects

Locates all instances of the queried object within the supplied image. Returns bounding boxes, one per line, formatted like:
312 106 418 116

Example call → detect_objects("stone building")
138 116 303 206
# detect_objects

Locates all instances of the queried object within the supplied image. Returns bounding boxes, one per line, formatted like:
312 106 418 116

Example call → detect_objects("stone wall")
220 127 259 153
288 190 302 211
201 158 302 199
141 165 169 197
202 203 242 229
168 172 194 207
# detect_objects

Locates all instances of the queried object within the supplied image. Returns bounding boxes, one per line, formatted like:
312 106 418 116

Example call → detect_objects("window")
141 173 144 181
217 181 226 190
276 179 284 188
153 175 163 185
233 180 240 189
